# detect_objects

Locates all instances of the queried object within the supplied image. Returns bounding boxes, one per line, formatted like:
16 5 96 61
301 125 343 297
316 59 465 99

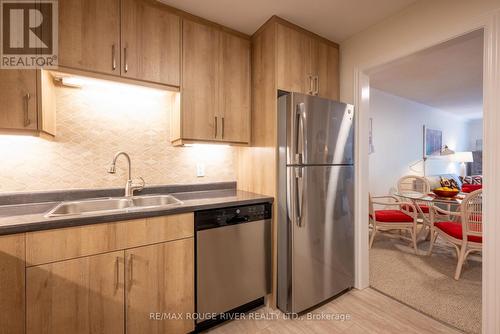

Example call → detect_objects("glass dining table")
394 191 465 241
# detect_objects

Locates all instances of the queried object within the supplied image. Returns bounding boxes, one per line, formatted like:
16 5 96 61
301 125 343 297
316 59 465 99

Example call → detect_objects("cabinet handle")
307 75 313 95
314 75 319 96
115 256 120 291
124 47 128 73
214 116 218 138
127 254 134 291
221 117 225 139
24 93 31 127
112 44 116 71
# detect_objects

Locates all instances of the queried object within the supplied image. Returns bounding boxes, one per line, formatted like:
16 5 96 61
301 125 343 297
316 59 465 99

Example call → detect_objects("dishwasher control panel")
195 203 272 231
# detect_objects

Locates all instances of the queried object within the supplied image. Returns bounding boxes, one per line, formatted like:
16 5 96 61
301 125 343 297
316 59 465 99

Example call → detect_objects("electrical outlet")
196 163 205 177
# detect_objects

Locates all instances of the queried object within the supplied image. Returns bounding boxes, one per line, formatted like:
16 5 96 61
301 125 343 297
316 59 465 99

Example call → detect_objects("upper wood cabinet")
121 0 181 86
59 0 181 86
59 0 121 75
276 22 339 100
0 70 38 131
180 20 220 142
173 19 251 145
0 70 56 136
220 32 251 143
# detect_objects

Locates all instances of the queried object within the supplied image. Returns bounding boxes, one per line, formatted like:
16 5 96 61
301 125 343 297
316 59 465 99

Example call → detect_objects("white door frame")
353 10 500 334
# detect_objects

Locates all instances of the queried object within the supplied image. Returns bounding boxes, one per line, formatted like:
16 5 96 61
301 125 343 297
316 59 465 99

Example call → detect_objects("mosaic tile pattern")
0 79 237 192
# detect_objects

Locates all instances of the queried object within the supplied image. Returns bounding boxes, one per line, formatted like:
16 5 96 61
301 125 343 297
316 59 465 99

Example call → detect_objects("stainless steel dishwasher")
195 203 272 331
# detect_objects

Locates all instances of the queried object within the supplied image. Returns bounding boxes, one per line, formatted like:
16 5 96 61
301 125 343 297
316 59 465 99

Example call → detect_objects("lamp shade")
450 151 474 163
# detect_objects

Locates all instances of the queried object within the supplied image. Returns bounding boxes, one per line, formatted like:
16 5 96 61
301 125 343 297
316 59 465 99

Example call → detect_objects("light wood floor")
207 288 461 334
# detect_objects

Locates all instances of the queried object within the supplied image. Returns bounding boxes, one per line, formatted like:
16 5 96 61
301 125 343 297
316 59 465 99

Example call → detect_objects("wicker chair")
427 189 482 280
369 194 419 254
397 175 432 238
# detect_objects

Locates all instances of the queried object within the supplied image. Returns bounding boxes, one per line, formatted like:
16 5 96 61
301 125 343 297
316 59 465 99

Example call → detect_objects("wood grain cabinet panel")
0 234 25 334
0 70 37 131
121 0 181 86
26 213 194 266
125 238 194 334
276 24 311 95
26 251 125 334
316 41 339 100
220 32 251 143
59 0 121 75
181 19 220 141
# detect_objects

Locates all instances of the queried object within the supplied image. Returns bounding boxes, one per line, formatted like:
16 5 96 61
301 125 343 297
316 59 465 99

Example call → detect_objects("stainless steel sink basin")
46 195 182 217
132 195 182 207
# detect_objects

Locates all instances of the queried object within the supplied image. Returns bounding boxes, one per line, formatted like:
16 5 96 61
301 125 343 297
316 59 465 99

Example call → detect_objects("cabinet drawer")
26 213 193 266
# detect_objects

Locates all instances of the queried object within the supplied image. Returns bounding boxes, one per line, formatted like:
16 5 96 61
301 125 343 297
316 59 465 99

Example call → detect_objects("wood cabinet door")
0 70 37 131
276 23 311 95
220 32 251 143
121 0 181 86
0 234 25 334
125 238 194 334
181 19 220 141
59 0 120 75
317 41 340 100
26 251 125 334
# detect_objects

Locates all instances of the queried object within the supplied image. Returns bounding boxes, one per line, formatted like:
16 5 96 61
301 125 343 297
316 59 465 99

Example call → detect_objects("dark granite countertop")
0 182 273 235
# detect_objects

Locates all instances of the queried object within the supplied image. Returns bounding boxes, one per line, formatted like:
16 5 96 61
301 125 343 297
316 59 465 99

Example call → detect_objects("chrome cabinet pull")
124 47 128 73
314 75 319 96
115 256 120 291
214 116 218 138
24 93 31 127
221 117 225 139
127 254 134 291
112 44 116 71
307 75 313 95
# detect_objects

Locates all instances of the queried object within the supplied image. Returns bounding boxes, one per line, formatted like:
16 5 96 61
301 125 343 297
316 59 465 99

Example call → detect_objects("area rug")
370 232 481 334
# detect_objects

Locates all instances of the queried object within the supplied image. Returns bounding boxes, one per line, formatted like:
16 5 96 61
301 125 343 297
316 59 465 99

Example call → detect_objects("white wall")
369 89 468 195
467 118 484 151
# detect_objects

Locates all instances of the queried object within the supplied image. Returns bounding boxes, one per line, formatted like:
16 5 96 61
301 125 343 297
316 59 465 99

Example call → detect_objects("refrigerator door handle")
295 103 305 164
295 167 304 227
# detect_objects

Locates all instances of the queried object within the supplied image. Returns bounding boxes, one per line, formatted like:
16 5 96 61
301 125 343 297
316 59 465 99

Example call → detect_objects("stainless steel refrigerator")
277 91 355 314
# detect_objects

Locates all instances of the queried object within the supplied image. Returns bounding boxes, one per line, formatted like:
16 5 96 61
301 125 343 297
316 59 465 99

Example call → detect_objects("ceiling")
158 0 417 42
369 30 484 119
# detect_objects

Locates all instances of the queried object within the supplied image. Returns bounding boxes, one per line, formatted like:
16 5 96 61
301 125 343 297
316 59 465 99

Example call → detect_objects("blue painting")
425 128 442 156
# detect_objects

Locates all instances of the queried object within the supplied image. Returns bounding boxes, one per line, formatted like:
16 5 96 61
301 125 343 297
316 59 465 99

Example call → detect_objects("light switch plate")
196 163 205 177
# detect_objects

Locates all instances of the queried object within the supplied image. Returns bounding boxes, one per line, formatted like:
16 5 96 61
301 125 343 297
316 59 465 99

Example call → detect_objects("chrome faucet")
107 151 145 197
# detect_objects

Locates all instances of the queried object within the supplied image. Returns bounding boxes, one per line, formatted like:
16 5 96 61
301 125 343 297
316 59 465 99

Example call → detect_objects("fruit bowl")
432 188 460 198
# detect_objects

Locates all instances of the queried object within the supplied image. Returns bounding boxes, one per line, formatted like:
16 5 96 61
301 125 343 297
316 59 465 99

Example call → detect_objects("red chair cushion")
462 184 482 193
403 204 430 213
370 210 414 223
435 221 482 243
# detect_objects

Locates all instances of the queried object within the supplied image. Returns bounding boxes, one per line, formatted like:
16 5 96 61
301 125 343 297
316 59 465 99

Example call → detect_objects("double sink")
46 194 182 217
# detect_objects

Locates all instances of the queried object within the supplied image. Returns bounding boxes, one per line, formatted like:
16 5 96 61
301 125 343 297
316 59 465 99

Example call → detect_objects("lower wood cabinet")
126 238 194 334
1 213 195 334
26 251 125 334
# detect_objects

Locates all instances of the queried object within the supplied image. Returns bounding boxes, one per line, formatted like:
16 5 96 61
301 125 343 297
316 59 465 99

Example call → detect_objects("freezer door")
289 165 354 313
286 93 354 165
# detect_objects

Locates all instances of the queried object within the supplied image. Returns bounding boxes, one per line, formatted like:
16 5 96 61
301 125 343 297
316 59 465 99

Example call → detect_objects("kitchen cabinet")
26 251 125 334
173 19 251 145
126 239 194 334
22 213 194 334
179 19 220 142
0 234 25 334
121 0 181 86
0 70 37 131
0 70 56 136
276 21 339 100
220 32 251 143
59 0 121 75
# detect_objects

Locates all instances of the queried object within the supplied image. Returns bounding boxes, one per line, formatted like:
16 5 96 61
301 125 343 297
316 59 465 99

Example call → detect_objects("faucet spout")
108 152 144 197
